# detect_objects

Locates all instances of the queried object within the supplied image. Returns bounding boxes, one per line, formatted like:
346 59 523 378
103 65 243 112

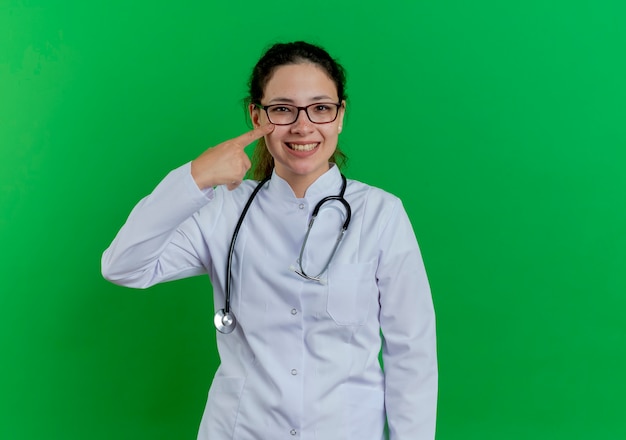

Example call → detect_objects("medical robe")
102 163 437 440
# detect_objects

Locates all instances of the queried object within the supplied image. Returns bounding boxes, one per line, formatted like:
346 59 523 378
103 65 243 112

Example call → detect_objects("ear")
337 100 346 133
249 103 262 128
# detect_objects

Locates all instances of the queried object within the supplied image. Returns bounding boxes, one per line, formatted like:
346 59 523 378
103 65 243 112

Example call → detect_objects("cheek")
266 128 289 145
264 131 285 154
321 126 339 142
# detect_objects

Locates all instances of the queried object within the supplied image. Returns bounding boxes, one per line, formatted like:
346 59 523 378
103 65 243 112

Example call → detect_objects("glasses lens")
266 105 298 125
264 103 339 125
307 103 339 123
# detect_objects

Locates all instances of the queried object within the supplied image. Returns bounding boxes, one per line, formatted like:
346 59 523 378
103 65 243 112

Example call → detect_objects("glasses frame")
256 102 343 126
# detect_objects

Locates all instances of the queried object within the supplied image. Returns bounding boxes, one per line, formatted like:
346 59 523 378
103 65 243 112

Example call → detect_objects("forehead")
263 63 338 102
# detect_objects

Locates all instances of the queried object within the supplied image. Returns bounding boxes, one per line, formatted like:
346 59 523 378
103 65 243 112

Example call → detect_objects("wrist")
190 159 215 190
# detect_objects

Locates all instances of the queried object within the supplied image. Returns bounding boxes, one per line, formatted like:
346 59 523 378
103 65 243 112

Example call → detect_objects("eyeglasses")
256 102 342 125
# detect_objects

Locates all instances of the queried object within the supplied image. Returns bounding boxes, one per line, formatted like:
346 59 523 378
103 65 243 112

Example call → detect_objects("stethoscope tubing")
216 174 350 334
294 189 351 281
224 176 271 314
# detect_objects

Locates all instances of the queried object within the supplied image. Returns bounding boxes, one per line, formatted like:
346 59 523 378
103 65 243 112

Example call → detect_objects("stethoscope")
214 174 352 334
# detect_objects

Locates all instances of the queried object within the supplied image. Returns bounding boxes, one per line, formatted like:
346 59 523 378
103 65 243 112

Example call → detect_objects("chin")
295 162 331 177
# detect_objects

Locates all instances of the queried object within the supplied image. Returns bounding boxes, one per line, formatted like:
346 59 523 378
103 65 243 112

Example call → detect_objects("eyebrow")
267 95 337 104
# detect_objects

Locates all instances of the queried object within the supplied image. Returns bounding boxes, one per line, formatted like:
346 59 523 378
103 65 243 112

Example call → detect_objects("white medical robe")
102 163 437 440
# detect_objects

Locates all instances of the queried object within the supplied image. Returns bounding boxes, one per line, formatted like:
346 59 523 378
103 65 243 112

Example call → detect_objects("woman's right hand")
191 124 274 190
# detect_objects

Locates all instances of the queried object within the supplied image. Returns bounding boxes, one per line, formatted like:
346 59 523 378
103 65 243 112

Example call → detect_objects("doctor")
102 41 437 440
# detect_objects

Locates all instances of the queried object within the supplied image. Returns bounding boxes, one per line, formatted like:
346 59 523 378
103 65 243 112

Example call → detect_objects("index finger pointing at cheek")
235 123 275 149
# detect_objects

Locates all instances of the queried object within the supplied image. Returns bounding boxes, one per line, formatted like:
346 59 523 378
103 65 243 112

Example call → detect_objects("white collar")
266 164 343 201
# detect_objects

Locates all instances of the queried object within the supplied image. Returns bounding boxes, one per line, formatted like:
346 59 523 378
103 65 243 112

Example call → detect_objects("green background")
1 0 625 438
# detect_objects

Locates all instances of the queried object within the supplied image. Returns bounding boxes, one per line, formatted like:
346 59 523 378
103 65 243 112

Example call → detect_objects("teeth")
288 143 318 151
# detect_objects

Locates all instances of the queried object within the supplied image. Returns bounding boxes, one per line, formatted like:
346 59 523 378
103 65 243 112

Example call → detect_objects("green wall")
2 1 625 438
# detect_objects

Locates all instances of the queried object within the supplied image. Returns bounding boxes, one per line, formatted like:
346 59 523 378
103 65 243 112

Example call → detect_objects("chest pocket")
326 261 377 326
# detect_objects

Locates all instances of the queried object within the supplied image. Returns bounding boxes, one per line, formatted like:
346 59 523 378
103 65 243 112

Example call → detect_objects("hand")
191 124 274 190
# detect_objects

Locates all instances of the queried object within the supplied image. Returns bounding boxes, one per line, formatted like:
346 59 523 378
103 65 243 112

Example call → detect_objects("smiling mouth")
287 142 319 152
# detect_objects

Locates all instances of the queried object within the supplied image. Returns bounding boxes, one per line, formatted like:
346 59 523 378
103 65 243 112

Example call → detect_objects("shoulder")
344 178 409 238
193 179 262 225
345 178 402 209
211 179 262 204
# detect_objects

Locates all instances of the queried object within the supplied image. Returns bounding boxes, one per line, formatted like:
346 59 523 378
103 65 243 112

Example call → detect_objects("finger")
243 155 252 171
227 181 242 191
234 123 274 149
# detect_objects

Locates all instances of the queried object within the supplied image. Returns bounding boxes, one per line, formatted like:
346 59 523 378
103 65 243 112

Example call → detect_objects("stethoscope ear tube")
294 175 350 282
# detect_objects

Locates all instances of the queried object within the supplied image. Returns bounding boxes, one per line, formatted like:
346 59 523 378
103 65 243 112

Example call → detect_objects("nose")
290 109 313 133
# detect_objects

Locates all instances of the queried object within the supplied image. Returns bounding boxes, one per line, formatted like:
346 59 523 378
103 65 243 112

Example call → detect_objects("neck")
277 164 331 198
288 175 316 198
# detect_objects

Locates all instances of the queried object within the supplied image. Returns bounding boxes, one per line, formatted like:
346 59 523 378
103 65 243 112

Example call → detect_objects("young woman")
102 41 437 440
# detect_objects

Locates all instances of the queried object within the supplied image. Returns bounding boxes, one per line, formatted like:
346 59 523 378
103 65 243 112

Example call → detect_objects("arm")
378 200 438 439
101 162 217 288
101 124 275 288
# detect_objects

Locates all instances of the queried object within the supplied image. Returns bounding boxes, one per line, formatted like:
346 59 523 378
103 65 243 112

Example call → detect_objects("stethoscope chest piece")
214 309 237 334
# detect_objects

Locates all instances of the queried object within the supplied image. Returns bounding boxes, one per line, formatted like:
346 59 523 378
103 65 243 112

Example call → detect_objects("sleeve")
101 162 219 289
377 199 438 440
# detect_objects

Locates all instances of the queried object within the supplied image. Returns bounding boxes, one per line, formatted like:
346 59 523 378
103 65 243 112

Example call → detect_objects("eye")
312 104 332 113
268 105 293 113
